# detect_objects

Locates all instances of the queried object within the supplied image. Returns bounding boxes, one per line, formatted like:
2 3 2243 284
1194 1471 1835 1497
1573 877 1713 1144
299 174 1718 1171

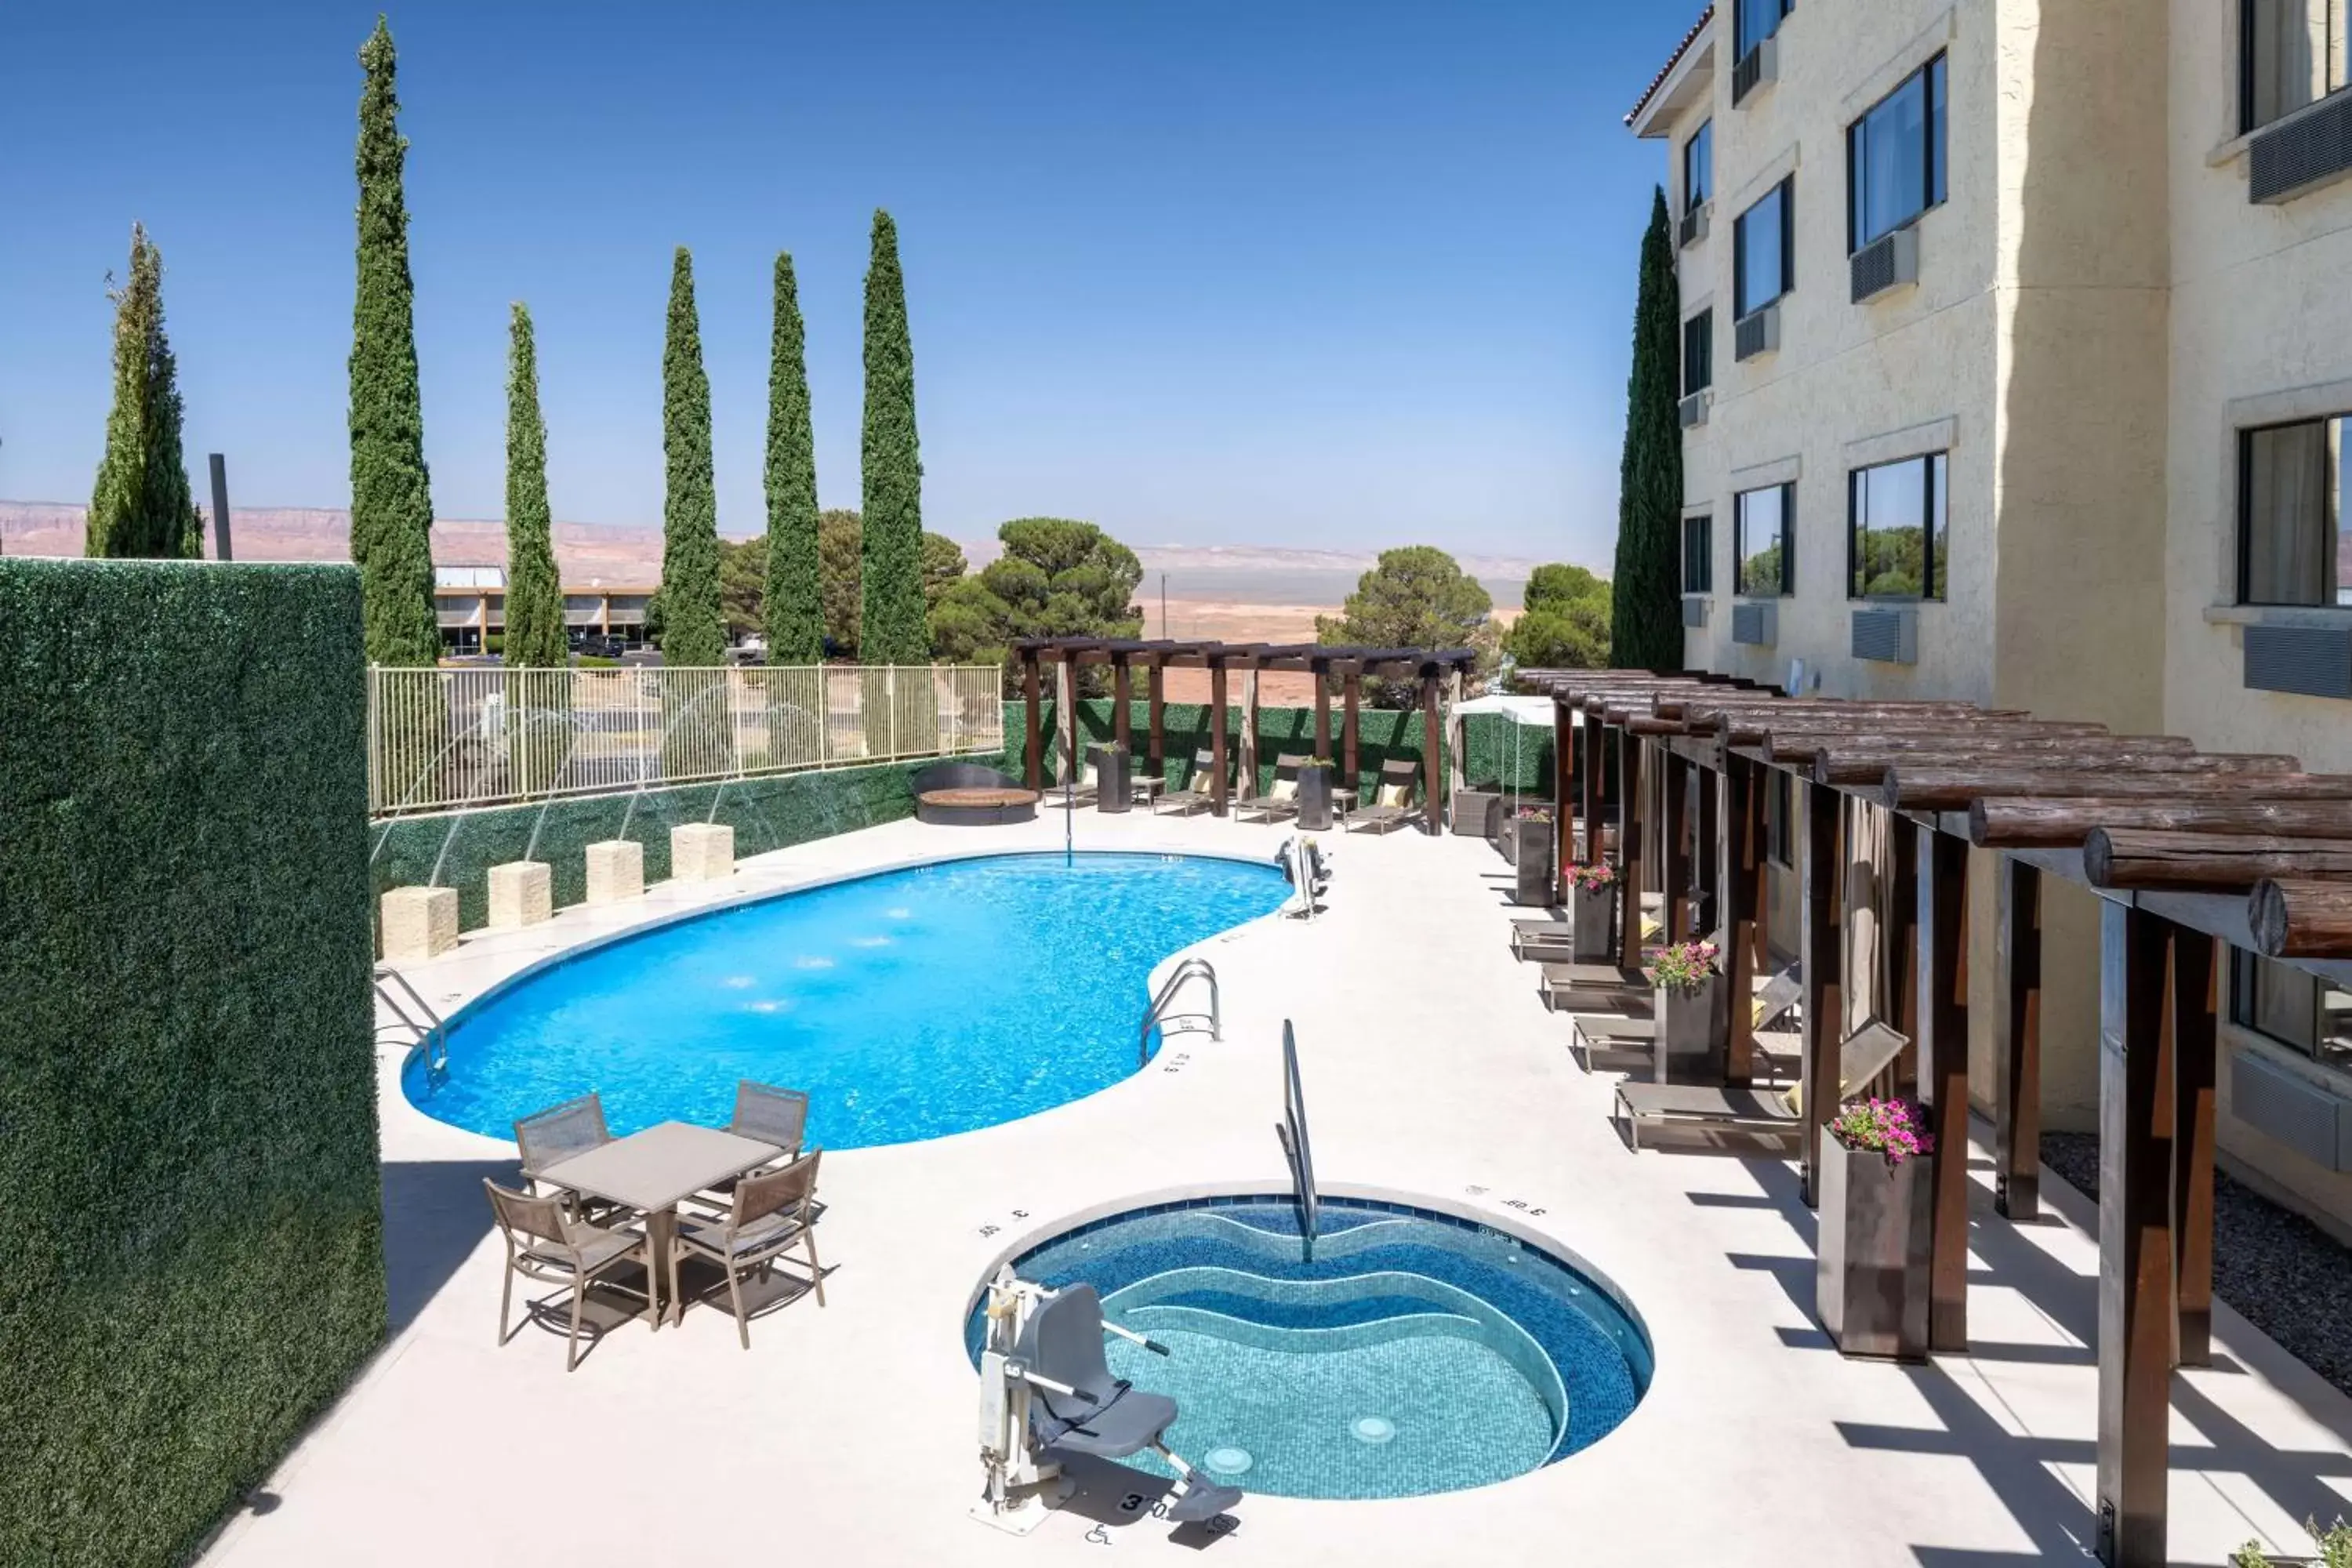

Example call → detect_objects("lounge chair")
693 1081 810 1207
484 1180 655 1371
673 1150 827 1349
514 1093 629 1221
1233 753 1308 826
1511 894 1664 961
1615 1020 1910 1152
1537 960 1657 1011
1345 757 1423 835
1152 748 1222 816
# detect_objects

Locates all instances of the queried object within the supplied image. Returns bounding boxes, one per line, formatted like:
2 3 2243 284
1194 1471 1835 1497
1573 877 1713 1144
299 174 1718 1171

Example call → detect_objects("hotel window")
1847 452 1949 600
1683 310 1714 397
2242 0 2350 132
2238 414 2350 606
2231 948 2352 1073
1682 515 1715 594
1736 0 1793 60
1848 55 1948 252
1734 179 1795 319
1736 482 1795 597
1684 122 1714 213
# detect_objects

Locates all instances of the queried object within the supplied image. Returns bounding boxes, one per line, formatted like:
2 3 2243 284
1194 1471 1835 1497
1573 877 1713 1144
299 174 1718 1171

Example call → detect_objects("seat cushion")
677 1203 816 1258
524 1226 639 1273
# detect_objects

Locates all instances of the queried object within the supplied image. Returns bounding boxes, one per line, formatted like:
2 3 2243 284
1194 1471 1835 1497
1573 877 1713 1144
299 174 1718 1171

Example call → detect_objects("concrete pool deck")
201 810 2352 1566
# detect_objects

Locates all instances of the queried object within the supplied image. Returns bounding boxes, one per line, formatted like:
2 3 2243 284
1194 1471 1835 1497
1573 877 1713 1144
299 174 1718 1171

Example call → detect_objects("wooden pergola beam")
1886 768 2352 813
2086 829 2352 891
1820 751 2297 788
2249 877 2352 958
1973 796 2352 849
1770 731 2196 764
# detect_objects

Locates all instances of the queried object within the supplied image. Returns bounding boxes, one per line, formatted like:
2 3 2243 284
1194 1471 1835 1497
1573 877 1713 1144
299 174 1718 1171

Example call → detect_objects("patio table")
537 1121 782 1328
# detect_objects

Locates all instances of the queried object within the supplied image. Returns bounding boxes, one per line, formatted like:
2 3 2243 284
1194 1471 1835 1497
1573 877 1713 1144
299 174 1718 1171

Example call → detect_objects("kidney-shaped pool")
404 851 1290 1148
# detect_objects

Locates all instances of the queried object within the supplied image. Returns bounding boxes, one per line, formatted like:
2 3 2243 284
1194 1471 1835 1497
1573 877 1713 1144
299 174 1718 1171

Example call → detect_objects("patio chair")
688 1081 811 1211
1152 748 1223 816
1011 1283 1243 1524
484 1180 655 1372
1233 753 1309 826
514 1093 629 1221
1614 1020 1909 1152
673 1150 827 1348
1344 757 1423 834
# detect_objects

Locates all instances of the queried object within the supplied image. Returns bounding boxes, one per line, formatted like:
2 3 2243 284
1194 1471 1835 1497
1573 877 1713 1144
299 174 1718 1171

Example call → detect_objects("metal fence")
367 664 1005 816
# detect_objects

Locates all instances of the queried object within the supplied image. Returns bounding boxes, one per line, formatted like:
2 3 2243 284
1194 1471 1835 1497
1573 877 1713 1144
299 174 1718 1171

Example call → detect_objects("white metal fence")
367 664 1006 816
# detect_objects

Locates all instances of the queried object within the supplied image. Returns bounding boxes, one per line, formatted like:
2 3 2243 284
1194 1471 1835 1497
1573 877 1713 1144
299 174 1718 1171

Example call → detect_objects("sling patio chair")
689 1080 812 1211
514 1092 632 1222
673 1149 828 1349
1344 757 1423 834
1575 967 1806 1073
1152 748 1225 817
1233 753 1310 826
1510 895 1666 961
1613 1019 1910 1152
484 1180 655 1372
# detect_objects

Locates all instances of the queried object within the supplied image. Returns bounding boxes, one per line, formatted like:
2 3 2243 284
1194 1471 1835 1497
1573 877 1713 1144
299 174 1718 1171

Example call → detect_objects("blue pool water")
966 1196 1652 1501
405 852 1290 1147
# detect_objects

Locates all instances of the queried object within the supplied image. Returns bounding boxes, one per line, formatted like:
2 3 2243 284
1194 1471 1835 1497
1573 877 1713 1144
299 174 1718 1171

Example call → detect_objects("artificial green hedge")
372 724 1029 933
0 560 385 1568
1032 699 1553 796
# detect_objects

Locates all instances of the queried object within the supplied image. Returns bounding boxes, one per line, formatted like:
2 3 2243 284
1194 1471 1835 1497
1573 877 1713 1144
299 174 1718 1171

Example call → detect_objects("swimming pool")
404 852 1290 1148
966 1196 1651 1501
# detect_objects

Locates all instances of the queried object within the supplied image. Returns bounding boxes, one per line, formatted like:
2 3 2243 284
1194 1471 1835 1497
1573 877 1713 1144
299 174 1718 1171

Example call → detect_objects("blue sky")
0 2 1692 561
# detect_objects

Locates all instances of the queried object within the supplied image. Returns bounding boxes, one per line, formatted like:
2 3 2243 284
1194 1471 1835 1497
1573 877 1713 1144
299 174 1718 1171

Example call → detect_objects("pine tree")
1610 187 1685 672
87 224 200 558
763 252 824 663
659 246 725 667
858 210 929 665
350 16 440 666
503 303 566 668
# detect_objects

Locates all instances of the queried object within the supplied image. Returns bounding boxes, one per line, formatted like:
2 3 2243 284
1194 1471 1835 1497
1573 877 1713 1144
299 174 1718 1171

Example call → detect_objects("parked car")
573 633 627 659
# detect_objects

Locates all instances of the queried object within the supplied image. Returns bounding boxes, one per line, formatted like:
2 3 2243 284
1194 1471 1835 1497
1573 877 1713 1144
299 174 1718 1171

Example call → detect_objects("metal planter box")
1817 1135 1933 1361
1512 822 1556 908
1571 884 1617 963
1091 746 1131 814
1453 788 1500 839
1653 975 1728 1084
1297 764 1336 832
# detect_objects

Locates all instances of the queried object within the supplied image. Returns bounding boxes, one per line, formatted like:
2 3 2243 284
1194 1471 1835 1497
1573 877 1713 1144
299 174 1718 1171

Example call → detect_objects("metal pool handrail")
1277 1020 1319 1258
375 965 449 1073
1137 957 1221 1068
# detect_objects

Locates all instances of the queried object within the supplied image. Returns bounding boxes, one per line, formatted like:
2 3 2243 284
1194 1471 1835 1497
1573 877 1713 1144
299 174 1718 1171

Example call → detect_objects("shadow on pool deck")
381 1158 517 1331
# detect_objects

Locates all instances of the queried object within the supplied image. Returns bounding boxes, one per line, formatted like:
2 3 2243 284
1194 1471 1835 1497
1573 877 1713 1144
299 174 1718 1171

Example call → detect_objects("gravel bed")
2041 1131 2352 1402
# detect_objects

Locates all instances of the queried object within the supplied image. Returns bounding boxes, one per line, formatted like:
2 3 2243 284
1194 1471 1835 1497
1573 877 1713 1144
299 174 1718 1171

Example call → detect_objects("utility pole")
208 454 234 561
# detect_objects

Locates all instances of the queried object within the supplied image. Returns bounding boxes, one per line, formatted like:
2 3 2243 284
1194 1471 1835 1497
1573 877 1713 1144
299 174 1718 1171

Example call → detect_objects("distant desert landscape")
0 502 1544 701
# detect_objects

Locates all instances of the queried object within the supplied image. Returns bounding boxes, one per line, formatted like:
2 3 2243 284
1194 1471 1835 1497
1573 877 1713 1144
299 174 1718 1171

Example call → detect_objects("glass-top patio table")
538 1121 782 1328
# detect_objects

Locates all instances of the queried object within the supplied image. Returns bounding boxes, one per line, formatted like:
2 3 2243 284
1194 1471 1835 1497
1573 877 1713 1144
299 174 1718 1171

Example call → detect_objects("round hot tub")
966 1194 1651 1501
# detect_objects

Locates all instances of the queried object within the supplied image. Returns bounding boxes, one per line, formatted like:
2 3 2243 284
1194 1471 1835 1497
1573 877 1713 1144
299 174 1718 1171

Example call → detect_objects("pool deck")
201 809 2352 1567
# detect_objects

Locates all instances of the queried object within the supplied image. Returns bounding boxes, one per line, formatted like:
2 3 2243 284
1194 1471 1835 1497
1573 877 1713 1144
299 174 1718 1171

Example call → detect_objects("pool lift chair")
1276 834 1331 920
974 1269 1244 1534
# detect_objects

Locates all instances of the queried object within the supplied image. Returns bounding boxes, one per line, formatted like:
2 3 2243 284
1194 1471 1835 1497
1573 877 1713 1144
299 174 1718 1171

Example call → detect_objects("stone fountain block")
671 822 735 883
381 885 459 962
585 840 645 904
487 861 553 928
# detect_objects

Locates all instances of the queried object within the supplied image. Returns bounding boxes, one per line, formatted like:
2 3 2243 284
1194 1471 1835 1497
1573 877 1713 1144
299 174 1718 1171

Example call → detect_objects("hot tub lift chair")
1276 834 1331 920
973 1269 1244 1534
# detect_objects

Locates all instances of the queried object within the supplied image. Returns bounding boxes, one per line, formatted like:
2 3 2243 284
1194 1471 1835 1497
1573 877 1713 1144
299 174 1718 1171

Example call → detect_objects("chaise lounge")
1613 1019 1909 1152
1345 757 1423 834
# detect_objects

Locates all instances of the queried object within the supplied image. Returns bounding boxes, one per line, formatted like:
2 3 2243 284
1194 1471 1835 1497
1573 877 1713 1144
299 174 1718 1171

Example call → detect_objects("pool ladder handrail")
1137 957 1221 1068
375 965 449 1073
1276 1020 1319 1259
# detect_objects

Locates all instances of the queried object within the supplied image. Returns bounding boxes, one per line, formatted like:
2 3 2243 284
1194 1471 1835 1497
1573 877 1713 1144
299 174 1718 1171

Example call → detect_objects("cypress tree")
659 246 725 667
1610 187 1685 672
503 303 566 668
858 210 929 665
763 252 824 663
87 224 200 558
350 16 440 666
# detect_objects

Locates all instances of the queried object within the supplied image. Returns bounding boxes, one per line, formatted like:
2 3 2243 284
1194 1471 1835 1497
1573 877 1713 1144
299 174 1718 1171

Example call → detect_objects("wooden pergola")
1517 666 2352 1568
1011 639 1479 833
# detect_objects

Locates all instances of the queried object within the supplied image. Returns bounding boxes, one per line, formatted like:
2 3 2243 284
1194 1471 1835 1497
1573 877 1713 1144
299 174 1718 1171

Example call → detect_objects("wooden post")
1722 755 1761 1087
2173 931 2217 1369
1245 662 1262 803
1146 658 1166 782
1112 657 1131 753
1918 826 1970 1352
1695 762 1719 935
1066 655 1083 788
1421 672 1443 836
1886 811 1921 1094
1582 717 1606 866
1994 858 2044 1221
1343 666 1361 789
1555 700 1575 896
2095 902 2176 1568
1798 779 1843 1206
1312 659 1331 760
1663 750 1692 942
1022 652 1043 790
1210 658 1230 816
1617 731 1646 972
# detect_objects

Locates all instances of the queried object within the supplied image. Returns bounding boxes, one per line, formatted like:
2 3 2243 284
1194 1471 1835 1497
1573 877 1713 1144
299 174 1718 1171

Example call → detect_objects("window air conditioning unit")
1850 604 1918 664
1850 226 1921 303
1731 601 1777 648
1679 390 1711 429
1733 35 1778 106
1734 303 1780 362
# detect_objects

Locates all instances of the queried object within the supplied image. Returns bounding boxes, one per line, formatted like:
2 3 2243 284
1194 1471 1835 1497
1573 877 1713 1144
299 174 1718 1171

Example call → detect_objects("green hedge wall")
1030 700 1554 795
372 720 1028 934
0 560 384 1568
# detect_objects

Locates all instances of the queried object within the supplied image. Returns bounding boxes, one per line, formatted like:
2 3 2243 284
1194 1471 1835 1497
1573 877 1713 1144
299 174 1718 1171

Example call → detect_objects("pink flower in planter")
1646 939 1721 996
1828 1097 1937 1167
1569 862 1618 891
